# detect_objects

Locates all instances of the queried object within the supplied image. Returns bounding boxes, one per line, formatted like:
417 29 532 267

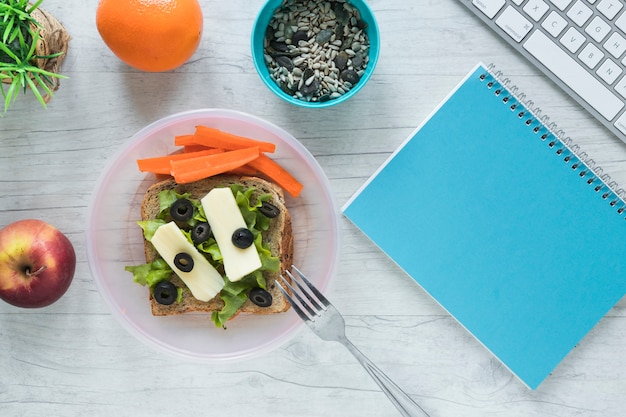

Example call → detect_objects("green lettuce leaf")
254 232 280 272
211 292 247 328
221 274 266 296
137 219 166 241
233 185 272 232
125 258 172 289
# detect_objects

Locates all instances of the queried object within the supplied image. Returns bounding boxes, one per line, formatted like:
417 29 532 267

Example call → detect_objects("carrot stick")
171 147 261 184
246 153 303 198
137 149 224 174
226 165 259 176
192 126 276 154
174 134 196 146
183 144 217 153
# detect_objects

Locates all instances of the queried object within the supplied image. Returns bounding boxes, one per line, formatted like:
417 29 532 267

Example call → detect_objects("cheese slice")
201 188 262 282
150 221 224 301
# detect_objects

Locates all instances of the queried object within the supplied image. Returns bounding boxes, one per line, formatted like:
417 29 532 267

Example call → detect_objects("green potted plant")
0 0 70 114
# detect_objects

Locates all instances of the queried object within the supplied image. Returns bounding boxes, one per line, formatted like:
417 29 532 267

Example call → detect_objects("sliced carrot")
246 153 303 198
174 134 196 147
192 126 277 154
183 144 217 153
171 147 261 184
137 149 224 174
226 165 259 176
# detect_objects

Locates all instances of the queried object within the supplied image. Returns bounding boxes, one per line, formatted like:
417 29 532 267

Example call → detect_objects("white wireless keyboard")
457 0 626 144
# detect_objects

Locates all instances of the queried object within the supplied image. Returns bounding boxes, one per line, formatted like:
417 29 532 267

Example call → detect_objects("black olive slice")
232 228 254 249
259 201 280 218
174 252 194 272
153 281 178 305
249 288 273 307
191 222 211 245
170 198 194 222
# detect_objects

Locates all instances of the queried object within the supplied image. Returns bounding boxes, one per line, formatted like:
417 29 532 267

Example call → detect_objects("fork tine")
291 265 330 307
280 274 318 317
285 269 325 311
277 276 311 322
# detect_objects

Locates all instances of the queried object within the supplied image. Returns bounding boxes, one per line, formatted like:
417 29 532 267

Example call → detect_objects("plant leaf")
4 77 20 112
2 16 14 44
24 28 38 60
24 74 46 107
26 0 44 15
0 41 18 61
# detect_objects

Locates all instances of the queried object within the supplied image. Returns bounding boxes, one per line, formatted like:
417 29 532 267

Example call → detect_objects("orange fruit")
96 0 203 72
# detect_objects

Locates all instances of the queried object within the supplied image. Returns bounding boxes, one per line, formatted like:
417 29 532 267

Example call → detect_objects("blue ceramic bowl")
251 0 380 108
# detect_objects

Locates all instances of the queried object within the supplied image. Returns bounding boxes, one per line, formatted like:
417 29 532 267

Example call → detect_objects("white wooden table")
1 1 625 416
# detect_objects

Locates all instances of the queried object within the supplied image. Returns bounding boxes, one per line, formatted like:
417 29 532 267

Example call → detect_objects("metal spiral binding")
481 63 626 216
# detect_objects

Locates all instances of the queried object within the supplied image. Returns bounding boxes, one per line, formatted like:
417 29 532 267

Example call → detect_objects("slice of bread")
140 174 293 317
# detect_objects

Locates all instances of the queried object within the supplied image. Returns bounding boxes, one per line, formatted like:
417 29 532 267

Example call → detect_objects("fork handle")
340 337 431 417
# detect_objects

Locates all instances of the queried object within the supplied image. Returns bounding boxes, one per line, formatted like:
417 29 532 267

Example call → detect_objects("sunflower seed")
340 69 359 84
276 56 295 71
316 28 334 44
334 51 349 70
292 56 306 66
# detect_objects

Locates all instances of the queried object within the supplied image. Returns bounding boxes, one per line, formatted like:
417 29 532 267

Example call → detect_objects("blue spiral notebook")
343 63 626 389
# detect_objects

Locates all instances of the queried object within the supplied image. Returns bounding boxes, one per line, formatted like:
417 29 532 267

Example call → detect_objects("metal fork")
278 266 432 417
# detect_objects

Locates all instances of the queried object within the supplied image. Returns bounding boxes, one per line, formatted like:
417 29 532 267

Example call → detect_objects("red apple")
0 219 76 308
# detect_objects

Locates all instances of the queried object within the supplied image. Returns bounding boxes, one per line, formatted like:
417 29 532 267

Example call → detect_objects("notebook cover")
342 63 626 389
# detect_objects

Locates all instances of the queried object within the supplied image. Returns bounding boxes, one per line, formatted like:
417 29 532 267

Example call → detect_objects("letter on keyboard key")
523 30 624 120
567 1 593 27
585 16 612 43
604 32 626 58
560 27 586 53
542 11 568 37
597 59 622 84
472 0 505 19
597 0 623 20
523 0 550 22
496 6 533 42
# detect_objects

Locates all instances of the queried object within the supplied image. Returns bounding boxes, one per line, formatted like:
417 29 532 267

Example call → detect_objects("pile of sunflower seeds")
264 0 370 103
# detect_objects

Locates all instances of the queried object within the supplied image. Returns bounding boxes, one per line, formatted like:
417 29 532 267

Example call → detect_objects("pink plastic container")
86 109 340 362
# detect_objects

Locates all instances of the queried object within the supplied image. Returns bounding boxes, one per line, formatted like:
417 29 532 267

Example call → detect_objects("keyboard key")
597 59 622 84
549 0 574 10
567 0 593 26
604 32 626 58
560 27 586 52
523 0 550 21
523 30 624 120
615 11 626 32
613 111 626 134
585 16 612 42
597 0 623 20
614 75 626 98
542 11 568 37
496 6 533 42
472 0 505 19
579 43 605 68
